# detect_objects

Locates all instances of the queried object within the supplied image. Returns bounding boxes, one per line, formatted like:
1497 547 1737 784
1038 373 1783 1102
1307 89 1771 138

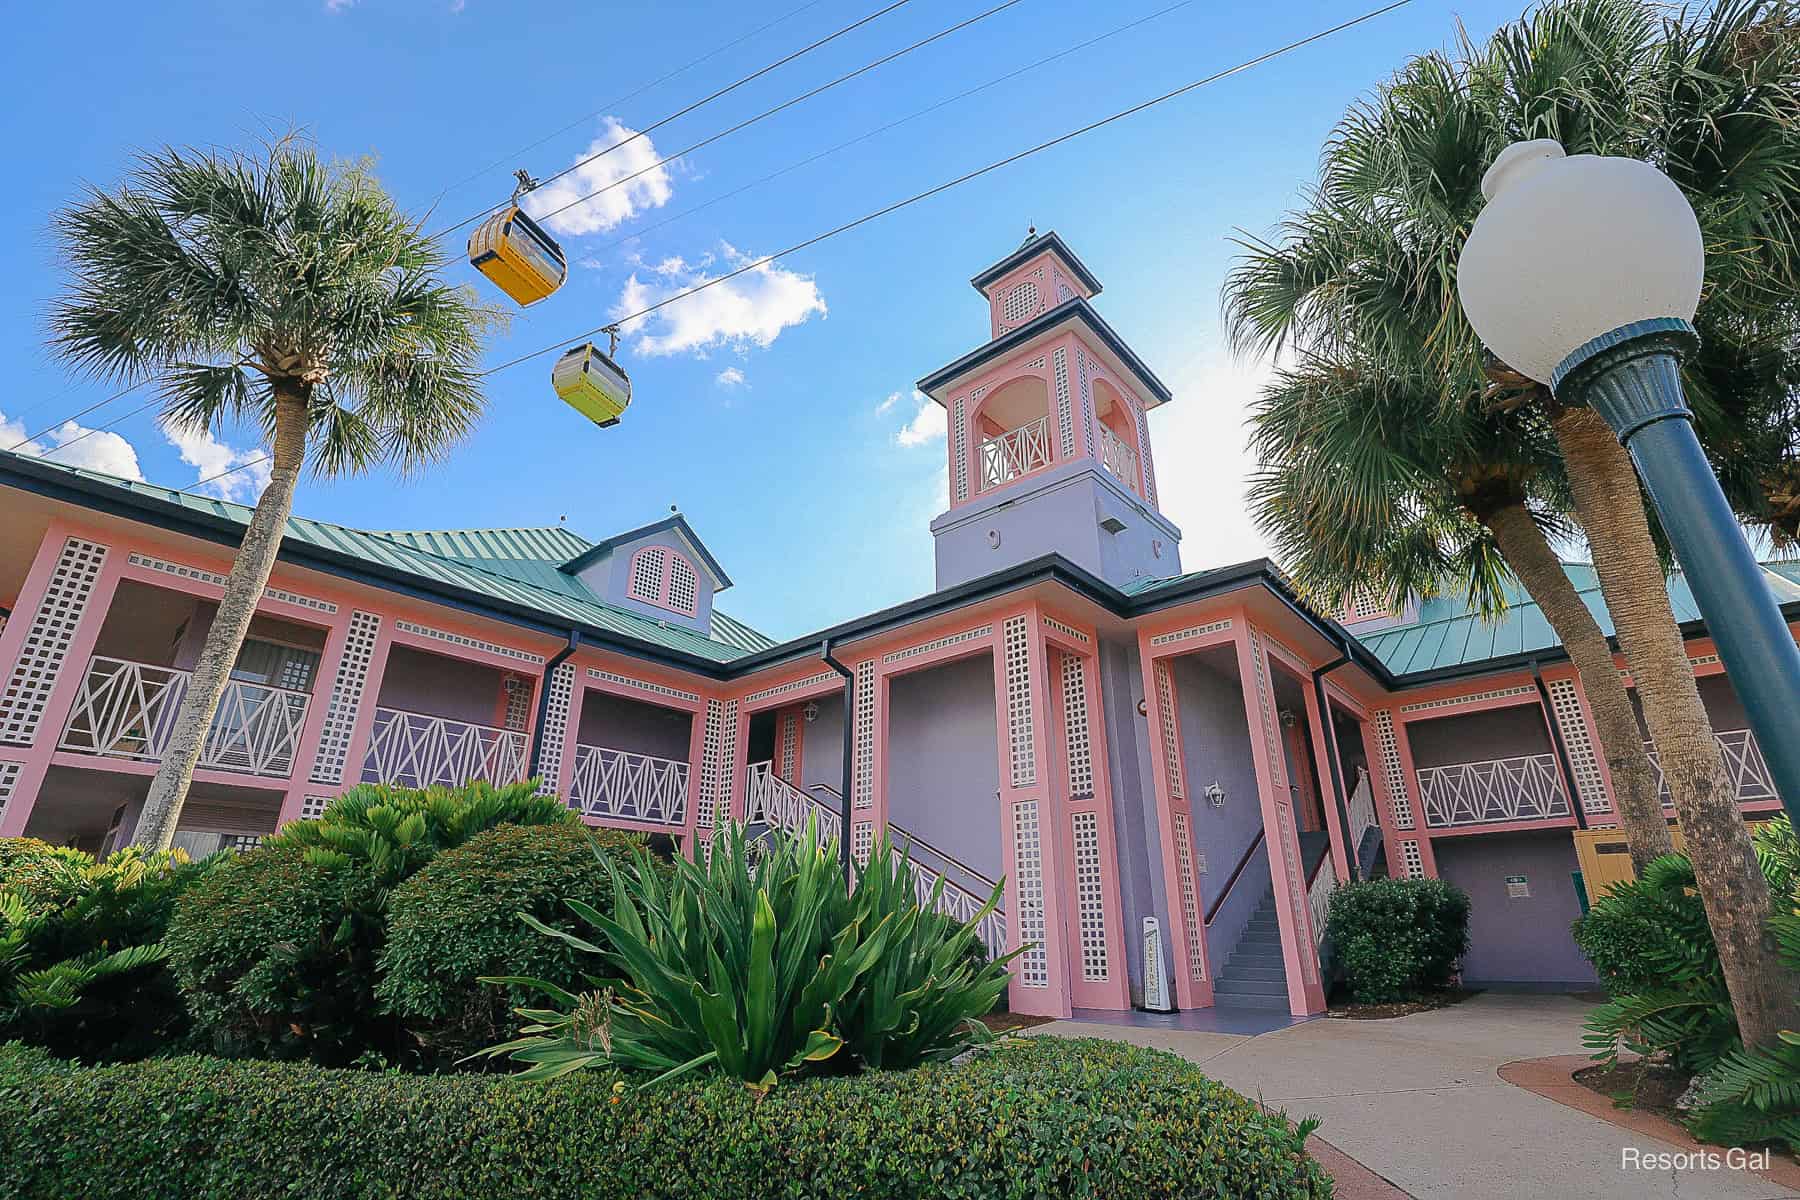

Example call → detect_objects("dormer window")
626 545 700 616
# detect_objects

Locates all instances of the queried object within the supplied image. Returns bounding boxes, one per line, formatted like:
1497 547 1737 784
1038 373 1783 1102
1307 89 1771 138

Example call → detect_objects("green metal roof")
1355 562 1800 676
7 454 776 663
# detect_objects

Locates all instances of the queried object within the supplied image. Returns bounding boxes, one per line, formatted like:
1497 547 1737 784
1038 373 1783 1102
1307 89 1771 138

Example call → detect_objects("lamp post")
1458 139 1800 828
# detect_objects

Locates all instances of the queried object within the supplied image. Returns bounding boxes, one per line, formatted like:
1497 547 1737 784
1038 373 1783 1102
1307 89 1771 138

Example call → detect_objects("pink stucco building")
0 231 1791 1019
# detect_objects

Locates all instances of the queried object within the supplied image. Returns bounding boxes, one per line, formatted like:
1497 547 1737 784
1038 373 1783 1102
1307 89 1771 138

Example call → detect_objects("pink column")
1301 674 1353 883
335 619 397 793
1049 643 1130 1010
1135 642 1211 1008
278 609 358 825
1232 624 1327 1017
555 674 587 803
0 528 127 838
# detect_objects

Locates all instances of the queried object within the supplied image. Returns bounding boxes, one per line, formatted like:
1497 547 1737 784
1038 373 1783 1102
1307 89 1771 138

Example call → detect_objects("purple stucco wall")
929 462 1181 591
1432 831 1598 989
375 645 506 727
1170 653 1270 972
886 655 1003 886
1097 636 1173 1008
799 694 845 798
575 688 692 761
1406 704 1554 769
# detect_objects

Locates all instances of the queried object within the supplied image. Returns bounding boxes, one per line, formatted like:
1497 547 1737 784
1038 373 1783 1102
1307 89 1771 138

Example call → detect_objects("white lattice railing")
1417 751 1571 828
746 761 1007 958
1307 854 1338 950
1347 767 1378 848
59 655 311 779
978 415 1052 490
745 760 840 843
1645 728 1777 806
569 744 688 827
360 707 529 789
1097 423 1140 495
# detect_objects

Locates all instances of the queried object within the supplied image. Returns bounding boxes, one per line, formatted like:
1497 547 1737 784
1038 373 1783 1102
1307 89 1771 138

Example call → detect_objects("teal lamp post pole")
1459 140 1800 828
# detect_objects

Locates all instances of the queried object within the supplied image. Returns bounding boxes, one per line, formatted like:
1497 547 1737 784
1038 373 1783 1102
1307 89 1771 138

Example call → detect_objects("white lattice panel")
629 547 668 604
951 396 969 504
309 610 381 785
1077 350 1093 457
127 552 337 614
395 620 544 664
1170 811 1204 981
1060 653 1094 798
533 661 575 796
586 668 700 704
1002 279 1039 325
1399 685 1535 714
1154 659 1183 799
1053 347 1073 459
1072 810 1107 982
299 794 332 820
1149 620 1232 647
667 556 699 614
744 672 836 705
1544 678 1612 814
1400 839 1425 878
0 760 21 819
1373 709 1413 829
883 626 992 664
1012 799 1048 987
1003 617 1036 788
697 698 735 827
779 712 798 780
0 537 108 746
1134 392 1157 505
852 661 876 809
1042 616 1089 644
853 821 874 865
502 677 532 732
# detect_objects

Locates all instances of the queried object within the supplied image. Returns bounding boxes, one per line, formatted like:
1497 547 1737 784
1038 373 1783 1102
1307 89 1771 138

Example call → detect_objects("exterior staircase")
1212 831 1333 1011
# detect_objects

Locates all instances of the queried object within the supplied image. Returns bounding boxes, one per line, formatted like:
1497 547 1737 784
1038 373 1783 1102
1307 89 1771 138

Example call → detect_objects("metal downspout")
1531 659 1588 831
527 631 580 782
821 637 856 883
1311 640 1359 880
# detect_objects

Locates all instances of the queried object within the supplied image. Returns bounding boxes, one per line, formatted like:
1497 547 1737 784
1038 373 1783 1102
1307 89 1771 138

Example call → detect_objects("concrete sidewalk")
1042 993 1799 1200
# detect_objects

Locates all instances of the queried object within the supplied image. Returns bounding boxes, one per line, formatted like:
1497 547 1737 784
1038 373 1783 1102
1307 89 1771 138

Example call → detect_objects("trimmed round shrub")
163 843 385 1065
377 823 647 1067
1324 877 1471 1004
0 1036 1333 1199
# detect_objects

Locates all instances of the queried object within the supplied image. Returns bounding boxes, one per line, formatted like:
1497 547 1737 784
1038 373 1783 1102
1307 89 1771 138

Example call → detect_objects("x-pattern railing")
1098 423 1140 495
1418 751 1571 827
1346 768 1378 848
978 415 1051 490
1644 728 1777 805
60 655 310 778
360 706 528 789
569 744 689 826
745 761 1007 958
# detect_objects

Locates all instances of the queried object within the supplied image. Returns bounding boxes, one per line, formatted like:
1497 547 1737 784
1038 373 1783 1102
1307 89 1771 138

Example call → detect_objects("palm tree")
49 138 493 850
1244 353 1677 874
1223 0 1800 1046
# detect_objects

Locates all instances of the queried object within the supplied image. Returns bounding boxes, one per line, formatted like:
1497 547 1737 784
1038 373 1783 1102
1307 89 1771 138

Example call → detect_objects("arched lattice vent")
627 546 702 617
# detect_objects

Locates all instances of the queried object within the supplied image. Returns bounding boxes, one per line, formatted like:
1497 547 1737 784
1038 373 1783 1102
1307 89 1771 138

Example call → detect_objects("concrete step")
1212 991 1291 1011
1235 933 1283 950
1214 976 1288 997
1223 965 1286 982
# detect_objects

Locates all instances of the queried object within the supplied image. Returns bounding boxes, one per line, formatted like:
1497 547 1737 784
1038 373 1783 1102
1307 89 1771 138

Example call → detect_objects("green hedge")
0 1037 1332 1199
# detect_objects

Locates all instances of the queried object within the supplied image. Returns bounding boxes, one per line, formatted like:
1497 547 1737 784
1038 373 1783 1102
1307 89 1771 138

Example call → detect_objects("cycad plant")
49 136 495 849
1223 0 1800 1047
483 819 1013 1091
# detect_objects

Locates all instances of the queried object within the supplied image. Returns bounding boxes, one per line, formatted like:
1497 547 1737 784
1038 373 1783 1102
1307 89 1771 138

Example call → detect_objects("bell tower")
918 230 1182 590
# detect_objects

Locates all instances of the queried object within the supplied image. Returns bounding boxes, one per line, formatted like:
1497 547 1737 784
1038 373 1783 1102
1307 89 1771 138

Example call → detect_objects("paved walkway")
1043 993 1799 1200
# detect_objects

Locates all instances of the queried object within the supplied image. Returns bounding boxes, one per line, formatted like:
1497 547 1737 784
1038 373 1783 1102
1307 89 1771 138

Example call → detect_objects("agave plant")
483 817 1014 1091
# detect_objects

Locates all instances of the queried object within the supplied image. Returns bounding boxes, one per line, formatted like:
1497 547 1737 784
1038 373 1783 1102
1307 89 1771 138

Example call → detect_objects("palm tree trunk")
1555 405 1800 1048
133 383 310 850
1481 503 1675 872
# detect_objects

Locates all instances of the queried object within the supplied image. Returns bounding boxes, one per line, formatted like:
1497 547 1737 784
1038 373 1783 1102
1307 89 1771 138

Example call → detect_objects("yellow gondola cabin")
552 343 631 428
467 206 567 306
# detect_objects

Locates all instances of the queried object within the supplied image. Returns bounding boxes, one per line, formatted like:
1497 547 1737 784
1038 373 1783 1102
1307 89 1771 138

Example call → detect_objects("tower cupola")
917 231 1181 591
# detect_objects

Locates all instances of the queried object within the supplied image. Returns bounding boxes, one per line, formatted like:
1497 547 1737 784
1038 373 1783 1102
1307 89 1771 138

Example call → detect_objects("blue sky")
1 0 1521 640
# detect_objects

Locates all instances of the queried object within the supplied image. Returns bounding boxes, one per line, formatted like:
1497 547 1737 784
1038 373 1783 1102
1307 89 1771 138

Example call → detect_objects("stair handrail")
1204 829 1266 926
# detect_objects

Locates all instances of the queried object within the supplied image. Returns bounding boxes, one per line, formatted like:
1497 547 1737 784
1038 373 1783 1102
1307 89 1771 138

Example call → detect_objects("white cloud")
325 0 355 10
161 421 272 503
714 367 747 389
1148 351 1276 569
615 244 826 357
0 411 144 481
894 391 945 448
875 390 903 416
524 118 674 237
